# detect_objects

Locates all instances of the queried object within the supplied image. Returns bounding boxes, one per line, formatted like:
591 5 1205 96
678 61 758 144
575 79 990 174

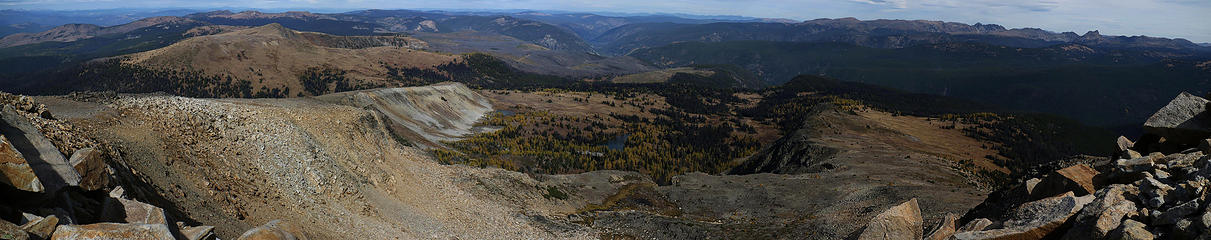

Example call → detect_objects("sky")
2 0 1209 43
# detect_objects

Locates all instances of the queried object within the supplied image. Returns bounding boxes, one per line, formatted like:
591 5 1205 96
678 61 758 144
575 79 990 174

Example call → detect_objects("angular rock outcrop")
1030 164 1098 200
1116 157 1154 174
50 223 174 240
857 198 922 240
1061 184 1138 239
1118 136 1135 152
67 148 107 191
1142 92 1211 145
953 192 1092 239
19 214 59 239
1138 176 1174 209
945 92 1211 239
236 220 308 240
0 105 81 193
108 198 168 225
0 135 42 192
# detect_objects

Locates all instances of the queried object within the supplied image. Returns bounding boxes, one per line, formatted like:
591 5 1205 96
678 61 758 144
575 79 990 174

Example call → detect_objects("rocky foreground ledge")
0 92 304 240
858 92 1211 240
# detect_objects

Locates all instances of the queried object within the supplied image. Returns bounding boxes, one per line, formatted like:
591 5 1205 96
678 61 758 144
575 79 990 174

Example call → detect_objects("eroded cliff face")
317 82 494 148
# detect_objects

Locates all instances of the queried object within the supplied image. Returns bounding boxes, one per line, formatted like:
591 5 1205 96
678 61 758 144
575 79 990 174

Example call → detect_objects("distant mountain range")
595 18 1209 55
0 9 1208 130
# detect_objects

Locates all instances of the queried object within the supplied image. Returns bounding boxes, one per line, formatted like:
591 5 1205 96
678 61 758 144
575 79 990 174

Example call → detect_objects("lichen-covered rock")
0 135 42 192
1117 157 1155 174
1139 177 1174 209
0 219 29 240
1119 136 1135 152
19 214 58 239
953 192 1092 240
50 223 174 240
236 220 308 240
1171 219 1198 239
1108 219 1154 240
1062 184 1138 239
1155 199 1199 226
1155 152 1203 166
67 148 107 191
857 198 922 240
924 213 957 240
1143 92 1211 144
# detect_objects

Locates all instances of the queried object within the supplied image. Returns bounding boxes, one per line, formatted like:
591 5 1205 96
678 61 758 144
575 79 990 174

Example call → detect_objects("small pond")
604 134 629 150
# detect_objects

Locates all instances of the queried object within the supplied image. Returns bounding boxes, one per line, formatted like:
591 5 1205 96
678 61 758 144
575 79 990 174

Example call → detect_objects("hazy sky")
3 0 1209 42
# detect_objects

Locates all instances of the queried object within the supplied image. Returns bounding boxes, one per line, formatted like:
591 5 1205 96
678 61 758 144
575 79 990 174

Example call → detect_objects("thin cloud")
849 0 908 9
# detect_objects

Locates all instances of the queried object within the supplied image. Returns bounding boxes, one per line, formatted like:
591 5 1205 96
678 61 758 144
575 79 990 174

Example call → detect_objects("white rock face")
319 82 494 148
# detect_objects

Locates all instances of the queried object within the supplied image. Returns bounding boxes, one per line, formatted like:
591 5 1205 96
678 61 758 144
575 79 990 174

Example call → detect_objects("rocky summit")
0 4 1207 240
859 93 1211 239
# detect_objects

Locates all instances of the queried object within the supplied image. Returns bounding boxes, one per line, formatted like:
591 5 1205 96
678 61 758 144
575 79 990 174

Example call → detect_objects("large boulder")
1143 92 1211 145
67 148 107 191
856 199 922 240
1118 136 1135 152
1061 184 1138 239
105 198 168 225
19 213 58 239
1030 164 1099 200
0 105 80 193
0 135 42 192
237 220 308 240
924 213 958 240
953 192 1093 240
50 223 174 240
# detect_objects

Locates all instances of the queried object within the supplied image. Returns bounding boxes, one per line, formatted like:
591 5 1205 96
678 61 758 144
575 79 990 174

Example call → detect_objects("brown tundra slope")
121 23 457 96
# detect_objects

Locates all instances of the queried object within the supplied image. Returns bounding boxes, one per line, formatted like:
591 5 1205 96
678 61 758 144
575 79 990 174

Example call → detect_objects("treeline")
25 58 296 98
666 64 765 89
955 113 1116 176
434 107 761 184
382 52 572 89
